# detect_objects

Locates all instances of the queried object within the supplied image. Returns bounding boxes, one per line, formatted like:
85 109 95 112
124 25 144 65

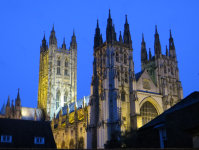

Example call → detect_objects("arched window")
116 51 119 62
140 101 158 126
164 65 167 74
124 53 127 64
125 72 128 83
69 139 74 149
117 70 120 82
56 91 60 110
121 91 125 101
64 69 68 76
170 98 174 106
64 92 67 106
103 58 106 66
65 59 68 67
171 67 173 74
57 57 61 75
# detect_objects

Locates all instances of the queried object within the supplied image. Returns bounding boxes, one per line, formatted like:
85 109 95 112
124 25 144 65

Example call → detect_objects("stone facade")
37 25 77 119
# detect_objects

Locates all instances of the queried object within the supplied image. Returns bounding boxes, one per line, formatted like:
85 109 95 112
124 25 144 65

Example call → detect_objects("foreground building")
0 118 56 148
51 10 183 149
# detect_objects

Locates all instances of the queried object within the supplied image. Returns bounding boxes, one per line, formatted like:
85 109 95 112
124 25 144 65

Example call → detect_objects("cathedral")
50 10 183 149
0 10 184 149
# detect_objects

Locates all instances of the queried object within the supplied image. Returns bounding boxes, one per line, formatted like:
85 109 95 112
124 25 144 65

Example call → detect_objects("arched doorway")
69 139 75 149
140 101 158 126
61 141 65 149
78 137 84 149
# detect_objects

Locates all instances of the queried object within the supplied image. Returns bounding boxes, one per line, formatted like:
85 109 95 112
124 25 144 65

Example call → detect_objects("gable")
136 69 158 93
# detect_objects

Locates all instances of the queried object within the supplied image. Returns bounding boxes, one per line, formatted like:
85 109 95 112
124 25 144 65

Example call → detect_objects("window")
124 53 127 64
171 67 173 74
170 98 174 106
116 52 119 62
125 73 128 83
64 69 68 76
117 71 120 82
1 135 12 143
71 130 73 137
80 127 82 133
140 101 158 126
56 91 60 110
34 137 45 144
65 60 68 67
121 91 125 101
164 65 167 74
57 57 61 75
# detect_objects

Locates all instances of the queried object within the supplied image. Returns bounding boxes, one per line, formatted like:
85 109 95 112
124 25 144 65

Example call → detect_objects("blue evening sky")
0 0 198 108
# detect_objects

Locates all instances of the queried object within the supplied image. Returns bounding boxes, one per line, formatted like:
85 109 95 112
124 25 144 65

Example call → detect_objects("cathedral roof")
21 107 45 121
0 103 5 115
139 91 199 131
57 95 90 118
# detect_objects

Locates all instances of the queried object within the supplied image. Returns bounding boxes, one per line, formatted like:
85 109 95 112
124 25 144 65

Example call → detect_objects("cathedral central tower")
37 25 77 119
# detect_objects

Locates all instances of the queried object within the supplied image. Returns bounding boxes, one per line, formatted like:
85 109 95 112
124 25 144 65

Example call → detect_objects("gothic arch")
139 96 163 115
69 138 75 149
61 141 65 149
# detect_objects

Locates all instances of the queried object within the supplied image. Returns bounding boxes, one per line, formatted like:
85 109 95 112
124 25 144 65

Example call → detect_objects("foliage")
104 128 137 148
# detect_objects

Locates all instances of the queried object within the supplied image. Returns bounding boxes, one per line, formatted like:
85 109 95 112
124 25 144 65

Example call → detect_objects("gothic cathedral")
37 25 77 119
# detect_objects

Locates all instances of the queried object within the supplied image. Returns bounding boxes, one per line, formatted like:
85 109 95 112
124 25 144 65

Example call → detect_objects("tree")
104 129 137 148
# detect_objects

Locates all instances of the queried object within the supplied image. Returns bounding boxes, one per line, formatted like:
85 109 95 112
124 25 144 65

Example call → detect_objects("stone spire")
106 9 116 44
169 30 176 57
62 37 66 49
94 20 103 48
119 31 123 42
70 30 77 44
6 96 10 107
154 25 161 56
16 89 21 103
123 15 132 46
49 24 57 45
141 34 147 63
166 45 169 56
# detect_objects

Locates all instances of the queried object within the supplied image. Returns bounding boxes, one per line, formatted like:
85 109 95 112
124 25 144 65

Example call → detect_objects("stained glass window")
140 101 158 126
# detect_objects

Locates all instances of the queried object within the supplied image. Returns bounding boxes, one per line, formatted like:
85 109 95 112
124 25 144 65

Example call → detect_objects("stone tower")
37 25 77 119
89 10 134 148
141 27 183 111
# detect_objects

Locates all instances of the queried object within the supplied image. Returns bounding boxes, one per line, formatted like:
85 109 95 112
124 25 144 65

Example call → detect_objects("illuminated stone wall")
38 28 77 119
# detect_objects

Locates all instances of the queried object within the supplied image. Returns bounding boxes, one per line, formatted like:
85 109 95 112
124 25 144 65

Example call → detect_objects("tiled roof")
139 91 199 130
0 118 56 148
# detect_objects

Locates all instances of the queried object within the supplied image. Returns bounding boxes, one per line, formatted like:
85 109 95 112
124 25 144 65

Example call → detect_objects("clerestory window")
116 52 119 62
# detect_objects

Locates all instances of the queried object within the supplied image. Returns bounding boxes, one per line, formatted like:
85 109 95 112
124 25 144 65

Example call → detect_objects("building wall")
165 101 199 148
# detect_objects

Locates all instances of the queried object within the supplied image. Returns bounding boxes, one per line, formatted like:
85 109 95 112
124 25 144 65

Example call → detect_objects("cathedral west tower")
37 25 77 119
89 10 134 148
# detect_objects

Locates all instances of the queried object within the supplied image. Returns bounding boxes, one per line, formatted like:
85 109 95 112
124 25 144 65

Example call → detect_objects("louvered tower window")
56 91 60 110
116 51 119 62
57 57 61 75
